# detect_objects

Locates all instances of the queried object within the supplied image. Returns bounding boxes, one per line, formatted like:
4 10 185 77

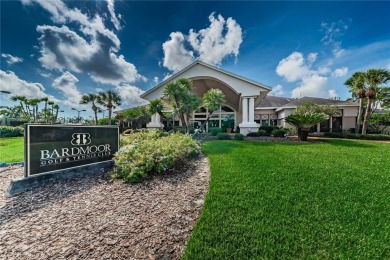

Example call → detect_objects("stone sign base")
6 161 113 197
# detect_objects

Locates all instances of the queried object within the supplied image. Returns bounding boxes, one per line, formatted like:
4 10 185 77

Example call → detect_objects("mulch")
0 156 210 260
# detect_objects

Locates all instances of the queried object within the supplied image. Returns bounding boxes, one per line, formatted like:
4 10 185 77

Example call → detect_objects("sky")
1 0 390 119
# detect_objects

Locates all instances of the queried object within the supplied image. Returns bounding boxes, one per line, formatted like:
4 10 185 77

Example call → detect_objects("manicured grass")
0 137 24 163
183 139 390 259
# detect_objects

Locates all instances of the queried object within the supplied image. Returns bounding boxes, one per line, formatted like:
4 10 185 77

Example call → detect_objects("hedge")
217 133 231 140
114 131 200 183
0 126 24 138
323 132 390 141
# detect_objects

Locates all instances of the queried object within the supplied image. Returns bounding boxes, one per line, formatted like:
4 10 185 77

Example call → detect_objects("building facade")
140 60 359 135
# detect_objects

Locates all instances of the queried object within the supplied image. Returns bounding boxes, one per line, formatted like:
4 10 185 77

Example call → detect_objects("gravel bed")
0 156 210 260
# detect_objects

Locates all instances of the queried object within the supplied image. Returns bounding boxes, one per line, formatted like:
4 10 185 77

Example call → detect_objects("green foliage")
209 127 222 136
184 140 390 259
324 132 390 141
368 113 390 133
0 137 24 162
98 117 118 125
97 90 121 125
120 130 168 146
114 132 200 183
285 112 329 140
0 126 24 138
217 133 231 140
234 133 244 141
259 126 281 135
295 102 339 116
271 128 287 137
258 129 268 136
247 132 262 137
202 89 226 113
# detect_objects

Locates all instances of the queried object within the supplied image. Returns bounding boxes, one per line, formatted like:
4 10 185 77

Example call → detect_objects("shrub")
210 127 222 136
271 128 287 138
120 130 168 146
114 132 200 183
258 129 268 136
259 126 279 135
217 133 231 140
247 132 262 137
0 126 24 138
324 132 390 141
234 133 244 141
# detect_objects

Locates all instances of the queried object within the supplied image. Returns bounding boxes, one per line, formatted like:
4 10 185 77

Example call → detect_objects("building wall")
343 117 356 130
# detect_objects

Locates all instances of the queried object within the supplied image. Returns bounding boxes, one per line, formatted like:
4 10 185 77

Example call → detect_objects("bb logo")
71 133 91 145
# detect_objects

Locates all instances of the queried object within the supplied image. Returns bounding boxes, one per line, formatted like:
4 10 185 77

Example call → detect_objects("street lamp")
71 108 86 123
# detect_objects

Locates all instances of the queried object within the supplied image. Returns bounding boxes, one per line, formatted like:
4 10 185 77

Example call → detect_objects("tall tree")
361 69 390 134
28 98 42 123
163 78 201 133
197 89 226 133
97 90 121 125
11 96 31 121
41 97 50 123
52 104 60 124
345 72 366 133
148 99 172 127
80 93 100 125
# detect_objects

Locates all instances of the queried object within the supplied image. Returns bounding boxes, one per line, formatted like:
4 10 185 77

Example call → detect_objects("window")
332 117 342 132
320 119 330 132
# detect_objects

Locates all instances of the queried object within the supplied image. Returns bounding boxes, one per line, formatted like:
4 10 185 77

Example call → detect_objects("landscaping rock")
0 155 210 259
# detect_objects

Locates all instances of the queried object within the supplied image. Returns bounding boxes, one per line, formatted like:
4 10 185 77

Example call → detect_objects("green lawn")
183 139 390 259
0 137 24 163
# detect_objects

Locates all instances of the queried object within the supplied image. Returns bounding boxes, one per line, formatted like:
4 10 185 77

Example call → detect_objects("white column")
242 97 248 123
248 97 255 123
155 113 160 124
151 114 156 123
329 116 333 132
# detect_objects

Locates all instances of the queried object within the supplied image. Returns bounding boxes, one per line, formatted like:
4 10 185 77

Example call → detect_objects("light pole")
71 108 86 123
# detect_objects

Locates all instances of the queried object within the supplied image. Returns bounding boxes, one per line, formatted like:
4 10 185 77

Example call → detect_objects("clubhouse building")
140 60 359 135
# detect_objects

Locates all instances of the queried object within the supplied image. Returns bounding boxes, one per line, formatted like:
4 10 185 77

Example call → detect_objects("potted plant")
225 119 234 133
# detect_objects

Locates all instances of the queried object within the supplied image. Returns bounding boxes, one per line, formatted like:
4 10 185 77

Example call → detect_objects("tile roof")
257 96 359 109
256 95 292 108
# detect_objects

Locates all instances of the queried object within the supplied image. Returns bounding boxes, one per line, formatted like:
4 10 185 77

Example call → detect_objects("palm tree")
41 97 49 123
80 93 100 125
361 69 390 134
197 89 226 133
97 90 121 125
285 112 329 141
11 96 31 121
163 78 200 133
345 72 366 133
28 98 41 122
52 104 60 124
148 99 172 127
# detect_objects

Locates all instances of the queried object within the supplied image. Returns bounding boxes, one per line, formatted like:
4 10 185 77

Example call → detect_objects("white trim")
140 60 272 99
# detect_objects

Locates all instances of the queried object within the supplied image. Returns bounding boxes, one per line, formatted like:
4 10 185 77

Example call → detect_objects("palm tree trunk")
108 108 112 125
362 98 373 134
54 108 59 124
356 98 364 133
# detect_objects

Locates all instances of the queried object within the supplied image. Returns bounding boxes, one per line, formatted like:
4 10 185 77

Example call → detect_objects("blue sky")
1 0 390 119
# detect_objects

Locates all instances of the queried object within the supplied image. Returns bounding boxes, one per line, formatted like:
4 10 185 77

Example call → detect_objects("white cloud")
0 70 55 100
321 19 350 58
307 53 317 64
276 52 335 98
162 13 243 73
269 84 284 96
291 74 328 98
24 0 145 86
332 67 348 77
162 32 195 73
1 53 23 65
276 52 311 82
52 71 84 108
114 84 148 107
328 89 338 98
106 0 121 30
153 77 159 84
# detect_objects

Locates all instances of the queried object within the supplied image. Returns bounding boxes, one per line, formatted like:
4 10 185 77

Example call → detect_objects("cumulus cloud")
276 52 311 82
269 84 284 96
307 53 317 64
328 89 338 98
290 75 328 98
332 67 348 77
52 71 84 108
276 52 335 98
114 84 148 107
1 53 23 65
23 0 145 86
0 70 55 100
106 0 121 30
162 13 242 73
321 19 350 58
